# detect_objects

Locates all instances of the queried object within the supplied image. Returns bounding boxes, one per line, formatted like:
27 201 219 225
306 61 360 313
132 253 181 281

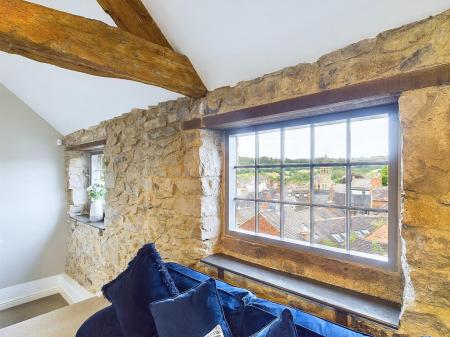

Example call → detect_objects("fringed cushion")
102 243 179 337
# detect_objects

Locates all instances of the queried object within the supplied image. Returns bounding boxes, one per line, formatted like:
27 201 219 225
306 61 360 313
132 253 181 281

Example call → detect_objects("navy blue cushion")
249 298 371 337
251 309 298 337
101 243 179 337
76 305 123 337
166 262 253 300
167 262 250 337
242 304 277 337
149 278 233 337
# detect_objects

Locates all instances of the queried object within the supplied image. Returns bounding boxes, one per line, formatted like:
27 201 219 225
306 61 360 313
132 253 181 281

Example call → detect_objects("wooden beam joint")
96 0 173 49
0 0 206 97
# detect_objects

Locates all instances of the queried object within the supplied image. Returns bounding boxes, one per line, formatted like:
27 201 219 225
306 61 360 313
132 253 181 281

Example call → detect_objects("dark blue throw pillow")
101 243 179 337
243 304 277 336
251 309 299 337
167 263 247 337
149 278 233 337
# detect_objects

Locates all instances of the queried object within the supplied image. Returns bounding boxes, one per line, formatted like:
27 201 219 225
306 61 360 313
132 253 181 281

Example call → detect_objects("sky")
234 115 389 162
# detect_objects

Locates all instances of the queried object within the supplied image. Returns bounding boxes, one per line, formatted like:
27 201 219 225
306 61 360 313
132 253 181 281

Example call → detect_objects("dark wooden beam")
182 118 202 130
0 0 206 97
65 139 106 151
182 63 450 129
96 0 172 49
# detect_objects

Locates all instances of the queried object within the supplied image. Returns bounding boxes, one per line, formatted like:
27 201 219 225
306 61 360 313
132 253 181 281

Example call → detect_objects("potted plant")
87 183 106 222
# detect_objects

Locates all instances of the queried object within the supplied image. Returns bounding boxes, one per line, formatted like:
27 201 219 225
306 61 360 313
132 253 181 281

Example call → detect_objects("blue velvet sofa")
77 262 371 337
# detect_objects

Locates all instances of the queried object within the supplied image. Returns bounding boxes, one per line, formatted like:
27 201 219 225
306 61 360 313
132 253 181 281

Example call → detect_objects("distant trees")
381 166 388 186
236 156 389 187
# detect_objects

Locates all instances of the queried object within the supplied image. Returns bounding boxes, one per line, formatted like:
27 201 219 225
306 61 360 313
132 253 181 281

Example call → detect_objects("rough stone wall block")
64 101 222 294
398 86 450 337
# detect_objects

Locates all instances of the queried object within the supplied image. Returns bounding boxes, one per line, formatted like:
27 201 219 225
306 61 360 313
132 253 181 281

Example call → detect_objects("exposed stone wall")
64 9 450 337
398 86 450 337
65 105 222 291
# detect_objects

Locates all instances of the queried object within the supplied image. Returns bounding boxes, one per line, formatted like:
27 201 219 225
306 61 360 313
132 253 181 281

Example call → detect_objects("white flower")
86 183 106 201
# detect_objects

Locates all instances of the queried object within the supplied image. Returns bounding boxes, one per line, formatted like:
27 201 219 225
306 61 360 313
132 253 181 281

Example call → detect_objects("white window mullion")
255 131 260 234
280 128 285 239
345 119 351 252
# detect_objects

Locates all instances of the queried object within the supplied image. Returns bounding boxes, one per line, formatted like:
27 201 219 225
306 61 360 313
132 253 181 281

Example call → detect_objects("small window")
226 105 399 269
90 152 105 185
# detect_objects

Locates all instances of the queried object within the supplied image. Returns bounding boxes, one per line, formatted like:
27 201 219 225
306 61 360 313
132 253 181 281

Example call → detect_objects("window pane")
235 200 255 233
313 207 346 249
284 168 310 203
284 204 310 242
91 153 105 184
285 126 310 163
236 168 255 199
313 166 346 206
314 121 346 163
228 107 397 264
351 115 388 162
350 210 388 257
236 133 255 165
258 168 281 200
258 202 280 238
259 130 281 164
351 165 388 209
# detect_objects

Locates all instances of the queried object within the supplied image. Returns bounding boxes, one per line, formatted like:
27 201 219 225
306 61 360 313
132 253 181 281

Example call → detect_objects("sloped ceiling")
144 0 449 89
1 0 449 135
0 1 182 135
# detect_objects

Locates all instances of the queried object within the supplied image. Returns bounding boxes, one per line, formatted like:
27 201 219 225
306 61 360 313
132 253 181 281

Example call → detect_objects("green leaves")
87 183 106 201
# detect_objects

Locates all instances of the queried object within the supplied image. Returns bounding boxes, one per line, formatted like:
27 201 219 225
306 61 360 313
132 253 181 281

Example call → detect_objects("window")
90 152 105 185
227 105 399 269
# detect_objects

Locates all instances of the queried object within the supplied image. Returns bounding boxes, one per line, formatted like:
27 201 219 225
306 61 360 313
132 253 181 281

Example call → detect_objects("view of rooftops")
228 111 391 260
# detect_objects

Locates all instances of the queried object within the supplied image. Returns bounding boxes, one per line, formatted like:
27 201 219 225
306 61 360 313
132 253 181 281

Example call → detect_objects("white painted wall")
0 84 67 289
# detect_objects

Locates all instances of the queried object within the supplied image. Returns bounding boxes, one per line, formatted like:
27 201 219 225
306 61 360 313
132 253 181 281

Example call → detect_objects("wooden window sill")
201 254 400 329
70 214 105 231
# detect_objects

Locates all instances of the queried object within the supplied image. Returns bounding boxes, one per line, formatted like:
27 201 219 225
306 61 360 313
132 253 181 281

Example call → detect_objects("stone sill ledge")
202 254 401 329
70 214 105 231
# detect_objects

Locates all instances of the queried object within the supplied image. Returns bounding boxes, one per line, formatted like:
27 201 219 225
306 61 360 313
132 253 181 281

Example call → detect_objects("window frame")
89 150 105 186
225 104 400 271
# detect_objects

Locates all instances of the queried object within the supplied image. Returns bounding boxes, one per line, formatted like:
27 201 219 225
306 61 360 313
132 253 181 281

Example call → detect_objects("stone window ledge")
201 254 401 329
70 214 105 231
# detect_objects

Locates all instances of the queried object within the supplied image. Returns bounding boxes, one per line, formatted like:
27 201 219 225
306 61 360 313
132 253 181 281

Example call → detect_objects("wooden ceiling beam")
0 0 206 97
96 0 172 49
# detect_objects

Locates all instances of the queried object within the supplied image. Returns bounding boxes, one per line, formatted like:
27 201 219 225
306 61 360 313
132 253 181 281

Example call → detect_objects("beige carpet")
0 296 108 337
0 294 68 329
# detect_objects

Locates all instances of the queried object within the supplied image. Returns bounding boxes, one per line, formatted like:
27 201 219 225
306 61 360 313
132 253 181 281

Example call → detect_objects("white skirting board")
0 274 93 311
